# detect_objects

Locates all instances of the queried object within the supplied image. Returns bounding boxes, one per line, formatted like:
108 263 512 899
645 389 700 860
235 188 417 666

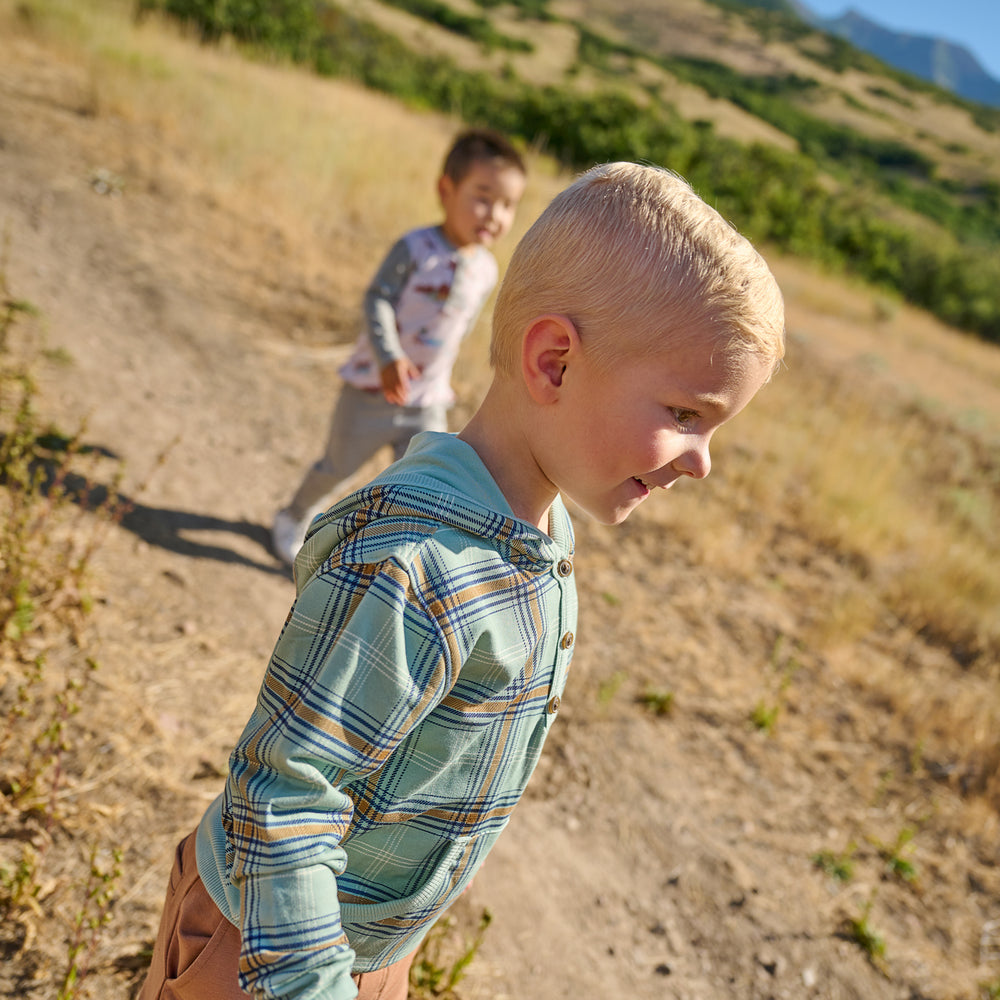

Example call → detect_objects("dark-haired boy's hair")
442 128 526 184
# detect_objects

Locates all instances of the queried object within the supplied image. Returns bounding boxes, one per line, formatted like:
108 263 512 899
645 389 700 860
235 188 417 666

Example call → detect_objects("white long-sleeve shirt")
337 225 497 407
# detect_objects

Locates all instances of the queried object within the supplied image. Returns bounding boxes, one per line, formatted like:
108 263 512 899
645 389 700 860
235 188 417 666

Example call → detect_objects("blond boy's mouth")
634 475 676 493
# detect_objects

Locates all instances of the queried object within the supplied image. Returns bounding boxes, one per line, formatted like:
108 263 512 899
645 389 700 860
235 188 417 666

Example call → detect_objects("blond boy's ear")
521 314 579 404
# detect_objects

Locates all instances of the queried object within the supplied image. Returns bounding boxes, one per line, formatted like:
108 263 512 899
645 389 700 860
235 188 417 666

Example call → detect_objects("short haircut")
490 162 785 376
442 128 526 185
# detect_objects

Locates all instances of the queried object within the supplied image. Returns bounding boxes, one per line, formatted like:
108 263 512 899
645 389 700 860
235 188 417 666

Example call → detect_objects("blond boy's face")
540 330 772 526
438 161 525 251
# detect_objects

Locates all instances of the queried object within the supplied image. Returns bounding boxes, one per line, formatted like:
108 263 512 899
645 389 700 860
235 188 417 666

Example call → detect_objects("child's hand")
380 358 420 405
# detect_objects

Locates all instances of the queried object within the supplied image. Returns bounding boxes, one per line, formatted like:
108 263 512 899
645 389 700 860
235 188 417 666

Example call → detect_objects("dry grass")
7 0 556 253
0 247 129 998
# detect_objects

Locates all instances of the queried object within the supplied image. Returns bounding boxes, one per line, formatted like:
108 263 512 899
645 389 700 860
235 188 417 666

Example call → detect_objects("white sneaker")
271 508 310 567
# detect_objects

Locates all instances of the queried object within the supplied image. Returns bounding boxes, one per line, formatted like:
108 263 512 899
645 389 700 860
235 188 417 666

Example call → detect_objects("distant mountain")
797 5 1000 107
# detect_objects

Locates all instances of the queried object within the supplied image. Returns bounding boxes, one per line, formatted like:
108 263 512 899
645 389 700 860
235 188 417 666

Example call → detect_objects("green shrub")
137 0 321 58
381 0 532 53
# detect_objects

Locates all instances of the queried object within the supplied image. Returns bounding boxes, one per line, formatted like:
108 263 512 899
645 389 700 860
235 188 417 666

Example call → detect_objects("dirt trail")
1 30 998 1000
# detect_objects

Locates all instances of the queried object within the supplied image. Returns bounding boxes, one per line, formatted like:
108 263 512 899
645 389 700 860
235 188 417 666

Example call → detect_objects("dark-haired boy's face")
439 161 525 251
540 333 770 526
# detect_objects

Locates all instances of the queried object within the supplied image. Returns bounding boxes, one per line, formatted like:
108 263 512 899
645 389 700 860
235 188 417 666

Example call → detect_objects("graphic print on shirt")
339 227 497 407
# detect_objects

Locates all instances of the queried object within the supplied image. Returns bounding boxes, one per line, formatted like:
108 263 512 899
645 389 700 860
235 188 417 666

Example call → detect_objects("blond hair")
490 162 785 375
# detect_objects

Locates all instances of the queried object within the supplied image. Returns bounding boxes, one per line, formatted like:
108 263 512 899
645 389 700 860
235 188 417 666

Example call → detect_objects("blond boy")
139 162 784 1000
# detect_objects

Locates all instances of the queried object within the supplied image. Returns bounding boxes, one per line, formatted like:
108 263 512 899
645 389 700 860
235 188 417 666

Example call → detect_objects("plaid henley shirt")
196 432 577 1000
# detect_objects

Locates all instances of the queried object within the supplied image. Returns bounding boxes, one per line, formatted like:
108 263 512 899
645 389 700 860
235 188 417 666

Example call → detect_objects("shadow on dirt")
8 431 289 576
118 500 288 577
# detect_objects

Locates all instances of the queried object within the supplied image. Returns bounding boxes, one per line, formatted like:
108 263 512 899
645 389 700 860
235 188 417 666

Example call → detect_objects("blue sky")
804 1 1000 80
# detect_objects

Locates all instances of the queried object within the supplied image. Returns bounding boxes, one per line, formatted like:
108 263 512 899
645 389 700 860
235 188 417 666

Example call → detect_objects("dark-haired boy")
271 128 527 566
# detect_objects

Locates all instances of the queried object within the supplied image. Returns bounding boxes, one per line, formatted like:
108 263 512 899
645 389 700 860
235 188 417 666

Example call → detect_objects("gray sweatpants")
287 383 448 519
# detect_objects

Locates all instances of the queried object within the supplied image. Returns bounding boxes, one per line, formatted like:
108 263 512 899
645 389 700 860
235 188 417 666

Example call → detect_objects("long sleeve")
195 449 578 998
223 557 453 1000
361 238 415 369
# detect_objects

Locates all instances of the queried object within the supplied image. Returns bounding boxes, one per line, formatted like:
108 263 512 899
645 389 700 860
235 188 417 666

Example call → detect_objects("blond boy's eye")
671 408 698 426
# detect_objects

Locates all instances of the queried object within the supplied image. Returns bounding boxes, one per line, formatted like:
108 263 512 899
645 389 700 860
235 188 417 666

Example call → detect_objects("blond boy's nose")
675 442 711 480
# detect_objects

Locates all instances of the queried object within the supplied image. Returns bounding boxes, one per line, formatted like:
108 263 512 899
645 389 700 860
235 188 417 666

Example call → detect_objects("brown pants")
138 832 415 1000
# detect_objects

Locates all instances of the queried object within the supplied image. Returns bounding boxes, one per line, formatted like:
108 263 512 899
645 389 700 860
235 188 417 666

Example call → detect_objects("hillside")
319 0 1000 187
1 4 999 1000
218 0 1000 344
561 0 1000 160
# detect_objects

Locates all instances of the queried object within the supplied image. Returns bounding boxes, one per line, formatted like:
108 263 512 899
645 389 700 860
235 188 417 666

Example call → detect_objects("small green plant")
0 242 39 353
410 907 492 997
0 842 42 914
597 670 626 707
812 841 857 883
749 634 799 734
872 827 918 885
872 768 894 807
57 845 123 1000
638 687 675 716
749 698 780 734
844 893 888 973
981 979 1000 1000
